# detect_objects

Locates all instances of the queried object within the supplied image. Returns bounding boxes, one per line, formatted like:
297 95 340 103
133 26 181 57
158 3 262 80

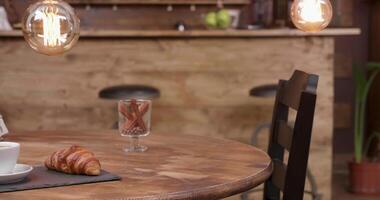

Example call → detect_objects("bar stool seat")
99 85 160 100
249 84 278 98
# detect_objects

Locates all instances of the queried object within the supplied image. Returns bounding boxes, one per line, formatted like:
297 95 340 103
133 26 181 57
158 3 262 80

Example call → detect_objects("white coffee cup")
0 142 20 174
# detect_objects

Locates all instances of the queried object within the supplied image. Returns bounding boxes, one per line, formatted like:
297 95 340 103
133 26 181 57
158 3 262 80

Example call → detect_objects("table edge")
7 130 274 200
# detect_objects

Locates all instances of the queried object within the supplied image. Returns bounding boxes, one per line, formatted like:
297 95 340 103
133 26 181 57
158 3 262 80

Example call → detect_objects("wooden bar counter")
0 28 359 199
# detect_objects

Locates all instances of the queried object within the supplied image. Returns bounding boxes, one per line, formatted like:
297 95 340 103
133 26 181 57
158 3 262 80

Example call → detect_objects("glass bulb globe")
22 0 80 56
291 0 333 33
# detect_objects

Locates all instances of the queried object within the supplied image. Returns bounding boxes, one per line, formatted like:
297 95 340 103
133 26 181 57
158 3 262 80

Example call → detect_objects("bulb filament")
299 0 323 23
35 5 63 47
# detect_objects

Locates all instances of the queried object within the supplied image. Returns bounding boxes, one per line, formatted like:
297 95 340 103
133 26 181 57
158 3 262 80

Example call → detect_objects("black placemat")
0 166 121 193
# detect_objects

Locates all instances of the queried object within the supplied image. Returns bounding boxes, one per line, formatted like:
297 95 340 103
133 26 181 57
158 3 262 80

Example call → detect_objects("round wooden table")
3 130 272 200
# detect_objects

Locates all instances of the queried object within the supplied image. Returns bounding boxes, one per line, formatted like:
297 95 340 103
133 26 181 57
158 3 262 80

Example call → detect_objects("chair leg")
112 121 118 129
240 192 249 200
240 188 263 200
251 123 272 146
306 168 322 200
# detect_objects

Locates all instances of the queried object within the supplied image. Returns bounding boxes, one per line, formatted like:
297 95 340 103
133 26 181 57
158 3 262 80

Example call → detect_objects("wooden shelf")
0 28 361 38
66 0 250 5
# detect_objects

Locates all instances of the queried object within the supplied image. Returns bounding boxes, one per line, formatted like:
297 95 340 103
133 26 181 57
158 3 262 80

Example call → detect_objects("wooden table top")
2 130 272 200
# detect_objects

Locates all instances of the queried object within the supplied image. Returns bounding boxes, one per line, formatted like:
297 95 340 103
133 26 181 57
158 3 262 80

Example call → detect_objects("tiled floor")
225 153 380 200
332 172 379 200
332 154 379 200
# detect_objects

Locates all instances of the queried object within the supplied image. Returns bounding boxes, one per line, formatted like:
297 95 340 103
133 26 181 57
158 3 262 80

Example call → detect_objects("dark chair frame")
264 70 318 200
241 122 321 200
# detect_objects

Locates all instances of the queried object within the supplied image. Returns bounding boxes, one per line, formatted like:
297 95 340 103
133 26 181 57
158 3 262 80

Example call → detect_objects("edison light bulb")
22 0 80 56
291 0 333 32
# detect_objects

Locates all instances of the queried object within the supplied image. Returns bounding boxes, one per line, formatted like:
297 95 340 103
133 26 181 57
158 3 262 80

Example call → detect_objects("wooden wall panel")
368 1 380 159
334 53 352 78
1 0 247 30
0 37 334 199
334 103 352 129
66 0 251 4
331 0 354 27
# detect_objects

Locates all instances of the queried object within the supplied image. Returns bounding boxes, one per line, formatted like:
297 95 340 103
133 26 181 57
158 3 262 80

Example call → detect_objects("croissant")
45 145 101 176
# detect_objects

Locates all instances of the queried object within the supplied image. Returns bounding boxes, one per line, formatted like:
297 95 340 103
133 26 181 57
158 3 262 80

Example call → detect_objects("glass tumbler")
118 99 152 152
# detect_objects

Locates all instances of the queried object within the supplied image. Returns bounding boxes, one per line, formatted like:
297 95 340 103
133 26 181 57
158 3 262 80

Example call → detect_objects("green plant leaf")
353 63 380 163
353 65 364 162
353 65 366 101
364 131 380 157
367 62 380 70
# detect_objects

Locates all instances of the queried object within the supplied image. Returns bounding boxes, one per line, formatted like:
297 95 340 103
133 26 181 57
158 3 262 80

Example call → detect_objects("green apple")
217 9 231 29
205 12 218 28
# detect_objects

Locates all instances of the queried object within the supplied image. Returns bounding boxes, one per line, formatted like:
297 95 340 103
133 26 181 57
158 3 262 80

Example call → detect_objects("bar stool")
249 84 278 146
249 84 278 98
241 83 320 200
99 85 160 100
99 85 160 128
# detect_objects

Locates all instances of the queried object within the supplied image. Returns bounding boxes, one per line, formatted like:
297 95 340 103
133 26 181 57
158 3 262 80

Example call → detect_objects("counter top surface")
0 28 360 38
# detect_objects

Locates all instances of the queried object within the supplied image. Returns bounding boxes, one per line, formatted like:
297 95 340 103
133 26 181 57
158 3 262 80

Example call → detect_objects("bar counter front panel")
0 35 333 199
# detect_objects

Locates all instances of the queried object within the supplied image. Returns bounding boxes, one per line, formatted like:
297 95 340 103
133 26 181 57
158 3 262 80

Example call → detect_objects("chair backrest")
263 70 318 200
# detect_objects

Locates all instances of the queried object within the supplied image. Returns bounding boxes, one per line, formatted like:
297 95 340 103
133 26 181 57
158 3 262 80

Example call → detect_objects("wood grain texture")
0 37 334 199
3 0 246 30
0 28 362 38
331 0 354 27
66 0 250 4
368 2 380 159
334 53 353 78
334 103 352 129
2 130 272 200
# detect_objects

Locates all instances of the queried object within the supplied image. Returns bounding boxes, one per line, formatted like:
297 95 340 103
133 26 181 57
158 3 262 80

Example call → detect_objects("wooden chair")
242 75 321 200
264 70 318 200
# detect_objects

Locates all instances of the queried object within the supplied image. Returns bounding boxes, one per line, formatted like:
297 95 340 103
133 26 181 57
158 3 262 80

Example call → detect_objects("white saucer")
0 164 33 184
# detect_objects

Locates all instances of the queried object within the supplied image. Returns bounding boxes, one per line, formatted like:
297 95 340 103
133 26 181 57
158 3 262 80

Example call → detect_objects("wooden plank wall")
330 1 370 199
332 0 368 161
65 0 251 4
368 1 380 158
1 0 250 30
0 37 334 199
